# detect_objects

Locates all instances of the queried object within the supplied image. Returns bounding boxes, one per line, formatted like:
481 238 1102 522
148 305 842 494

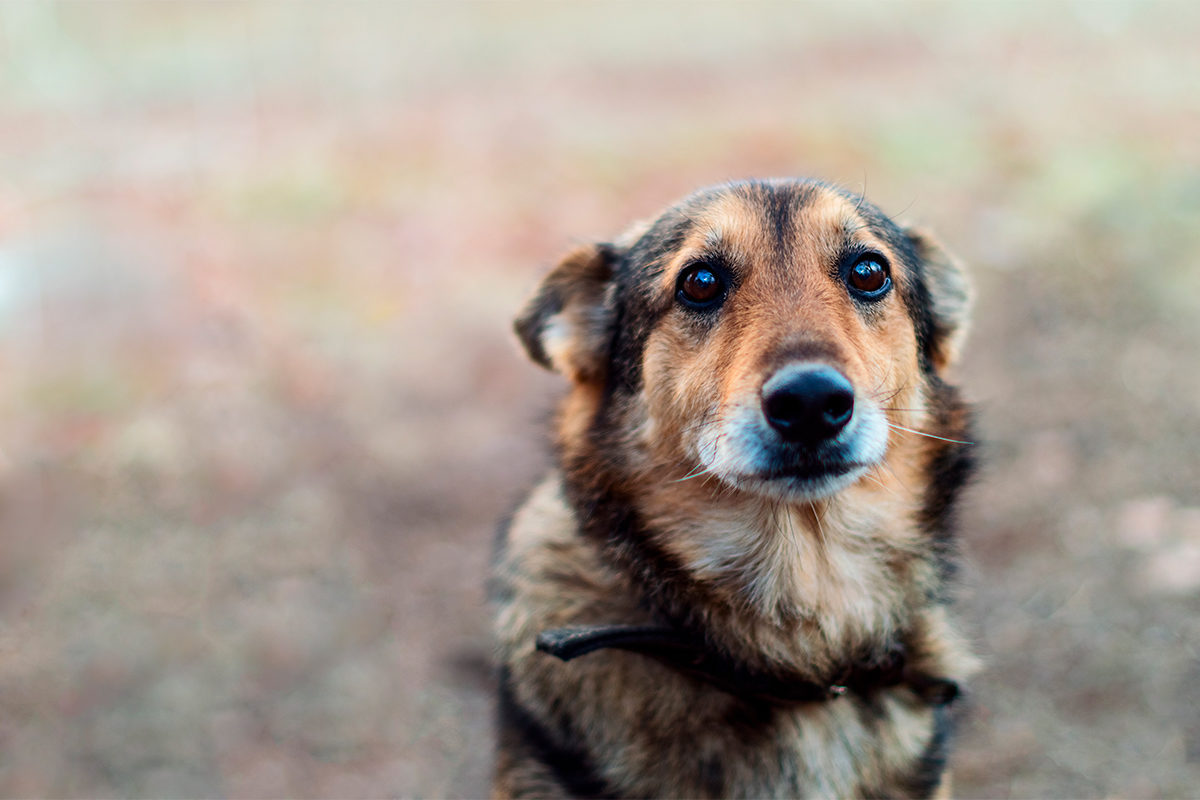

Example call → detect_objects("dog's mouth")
761 458 867 483
732 454 874 500
693 401 890 501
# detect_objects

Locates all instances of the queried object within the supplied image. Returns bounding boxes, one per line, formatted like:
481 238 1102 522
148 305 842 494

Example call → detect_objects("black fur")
895 704 955 798
919 380 978 591
496 668 612 798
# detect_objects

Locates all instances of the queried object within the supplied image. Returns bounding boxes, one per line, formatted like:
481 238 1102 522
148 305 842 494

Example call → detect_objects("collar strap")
536 624 958 707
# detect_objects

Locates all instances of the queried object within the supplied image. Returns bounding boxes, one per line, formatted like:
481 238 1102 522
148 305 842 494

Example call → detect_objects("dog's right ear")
905 228 972 373
513 242 617 384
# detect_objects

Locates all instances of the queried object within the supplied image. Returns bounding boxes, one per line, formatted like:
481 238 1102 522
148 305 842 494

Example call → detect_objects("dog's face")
516 179 969 503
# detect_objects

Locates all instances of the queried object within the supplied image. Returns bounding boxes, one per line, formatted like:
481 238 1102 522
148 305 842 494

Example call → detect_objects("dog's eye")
676 263 726 309
846 254 891 299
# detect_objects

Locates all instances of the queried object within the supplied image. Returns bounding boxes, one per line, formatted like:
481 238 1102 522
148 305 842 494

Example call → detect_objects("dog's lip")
758 460 867 482
722 459 872 501
718 458 871 489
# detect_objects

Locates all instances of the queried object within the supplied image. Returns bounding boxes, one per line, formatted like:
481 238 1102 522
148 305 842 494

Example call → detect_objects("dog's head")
516 179 970 503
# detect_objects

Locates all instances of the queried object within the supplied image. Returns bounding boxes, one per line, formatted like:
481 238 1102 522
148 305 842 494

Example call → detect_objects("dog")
491 178 978 798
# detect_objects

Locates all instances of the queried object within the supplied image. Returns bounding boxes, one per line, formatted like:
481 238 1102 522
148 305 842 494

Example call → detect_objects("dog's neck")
533 622 960 708
662 492 923 621
561 459 931 680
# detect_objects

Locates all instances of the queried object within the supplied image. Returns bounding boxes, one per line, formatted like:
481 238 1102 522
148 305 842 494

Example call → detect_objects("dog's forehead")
699 184 874 258
624 181 900 286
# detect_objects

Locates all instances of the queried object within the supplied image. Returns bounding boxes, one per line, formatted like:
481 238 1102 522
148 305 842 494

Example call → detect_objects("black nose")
761 365 855 443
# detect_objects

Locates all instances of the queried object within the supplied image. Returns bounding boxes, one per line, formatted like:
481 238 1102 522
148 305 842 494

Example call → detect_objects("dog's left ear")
906 228 972 372
513 242 618 384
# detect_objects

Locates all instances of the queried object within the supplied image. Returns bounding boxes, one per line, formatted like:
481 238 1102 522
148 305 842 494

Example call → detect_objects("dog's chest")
605 674 938 799
495 476 946 799
663 497 920 649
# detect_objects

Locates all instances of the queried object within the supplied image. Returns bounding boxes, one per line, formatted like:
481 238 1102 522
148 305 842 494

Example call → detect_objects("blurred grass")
1 1 1199 797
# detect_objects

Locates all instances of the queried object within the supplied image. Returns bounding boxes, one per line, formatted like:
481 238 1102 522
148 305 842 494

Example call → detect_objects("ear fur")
906 228 972 372
513 242 617 383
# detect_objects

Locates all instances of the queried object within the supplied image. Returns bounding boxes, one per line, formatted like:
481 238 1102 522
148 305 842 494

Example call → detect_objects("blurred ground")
1 2 1199 797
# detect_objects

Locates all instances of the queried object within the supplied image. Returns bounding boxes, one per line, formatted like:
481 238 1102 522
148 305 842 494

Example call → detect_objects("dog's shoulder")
492 472 644 643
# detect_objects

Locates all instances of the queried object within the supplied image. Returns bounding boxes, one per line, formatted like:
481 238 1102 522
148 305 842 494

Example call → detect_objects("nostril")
761 365 855 443
763 392 804 434
823 392 853 429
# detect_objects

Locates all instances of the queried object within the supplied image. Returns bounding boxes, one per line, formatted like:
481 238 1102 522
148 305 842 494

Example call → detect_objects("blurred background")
2 2 1198 797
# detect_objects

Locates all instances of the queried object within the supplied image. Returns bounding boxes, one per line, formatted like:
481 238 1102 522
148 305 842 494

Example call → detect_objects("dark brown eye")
847 255 891 298
676 263 726 309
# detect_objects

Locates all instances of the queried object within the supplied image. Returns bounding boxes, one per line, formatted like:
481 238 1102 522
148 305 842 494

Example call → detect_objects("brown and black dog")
492 178 978 798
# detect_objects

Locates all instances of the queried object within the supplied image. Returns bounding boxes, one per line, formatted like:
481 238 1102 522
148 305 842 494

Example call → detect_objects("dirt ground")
2 2 1198 797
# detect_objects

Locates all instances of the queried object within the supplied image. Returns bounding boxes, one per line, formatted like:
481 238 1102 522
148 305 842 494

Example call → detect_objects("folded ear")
513 242 617 383
906 228 972 372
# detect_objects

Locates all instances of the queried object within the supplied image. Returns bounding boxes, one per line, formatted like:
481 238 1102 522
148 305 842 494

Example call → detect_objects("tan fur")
494 180 977 798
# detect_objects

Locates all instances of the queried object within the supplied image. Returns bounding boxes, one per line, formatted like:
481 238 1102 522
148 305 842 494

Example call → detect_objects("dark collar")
536 624 958 707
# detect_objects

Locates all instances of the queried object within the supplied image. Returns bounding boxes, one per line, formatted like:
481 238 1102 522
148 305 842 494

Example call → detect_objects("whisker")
886 423 974 446
886 196 918 224
697 431 733 496
876 460 916 498
676 409 717 437
776 499 800 554
869 384 912 410
809 501 826 546
864 374 889 401
672 464 712 483
852 176 868 217
859 470 900 498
